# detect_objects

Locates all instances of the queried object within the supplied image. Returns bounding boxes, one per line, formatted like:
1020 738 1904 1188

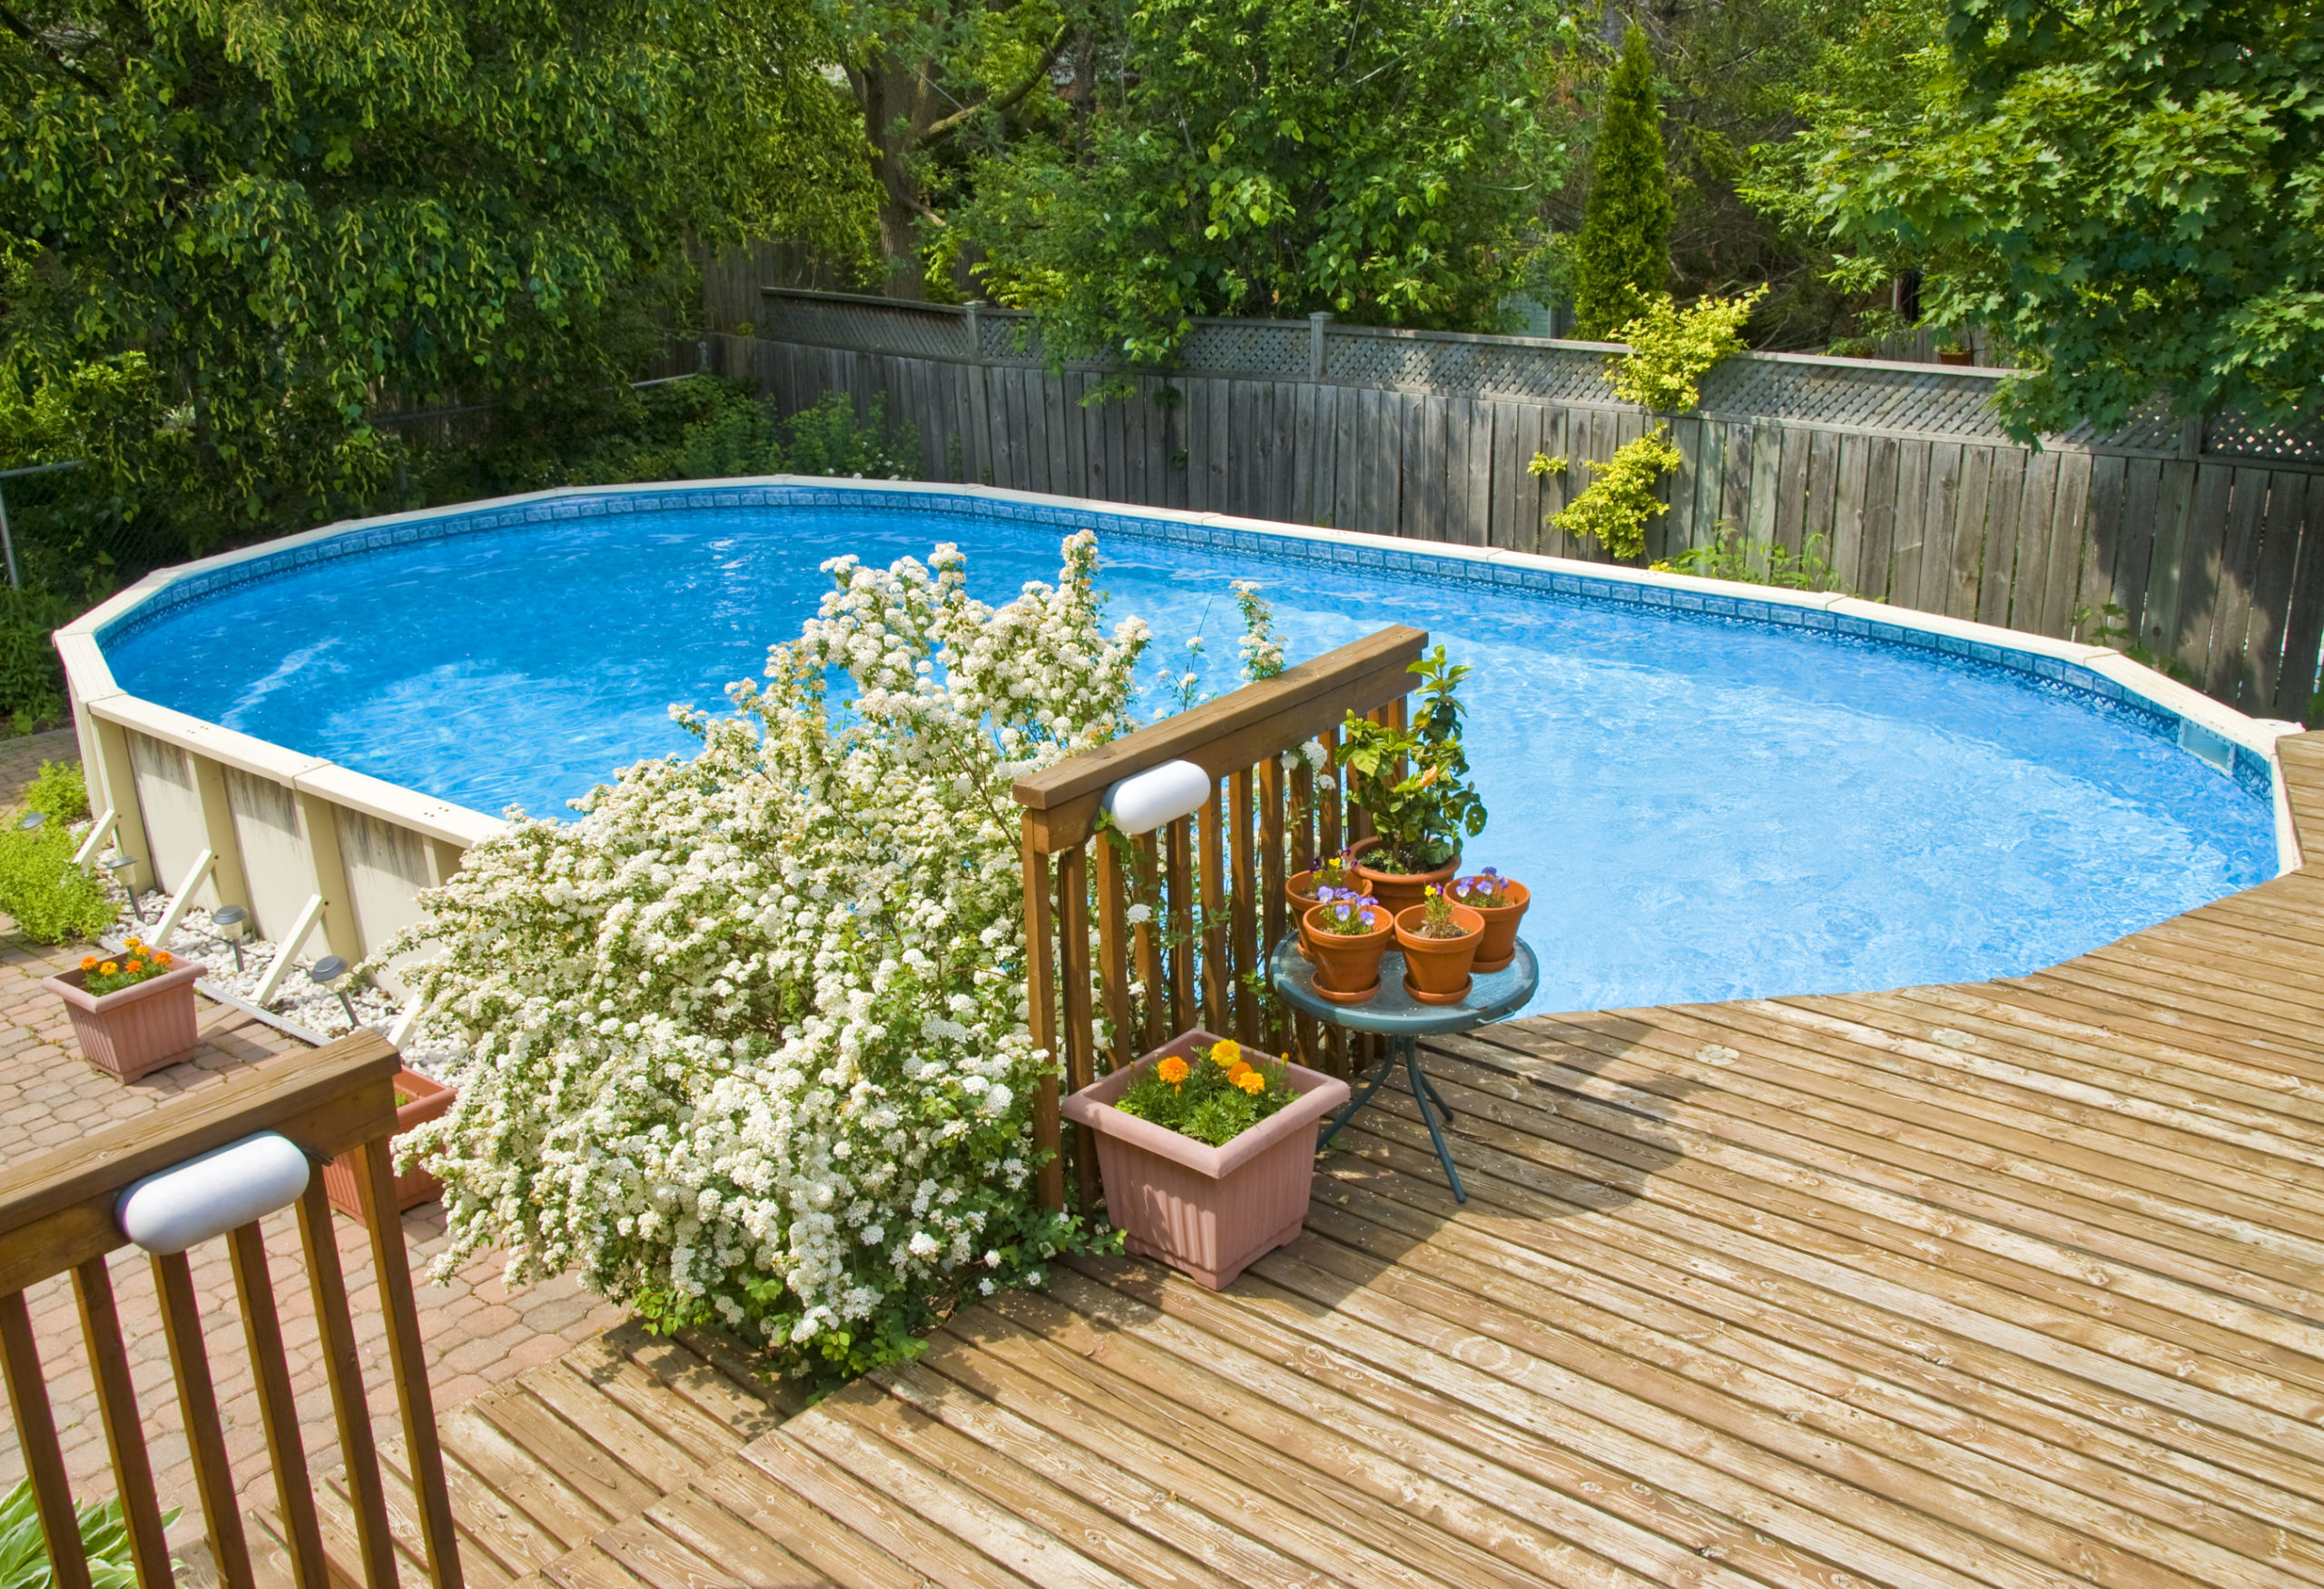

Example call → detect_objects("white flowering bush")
375 531 1148 1381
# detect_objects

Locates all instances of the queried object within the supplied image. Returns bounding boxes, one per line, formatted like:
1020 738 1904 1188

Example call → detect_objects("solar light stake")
310 955 358 1025
212 904 249 973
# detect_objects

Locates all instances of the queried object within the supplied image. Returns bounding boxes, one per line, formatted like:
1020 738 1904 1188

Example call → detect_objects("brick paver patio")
0 732 628 1548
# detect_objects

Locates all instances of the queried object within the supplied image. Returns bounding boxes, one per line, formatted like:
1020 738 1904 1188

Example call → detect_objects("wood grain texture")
504 730 2324 1589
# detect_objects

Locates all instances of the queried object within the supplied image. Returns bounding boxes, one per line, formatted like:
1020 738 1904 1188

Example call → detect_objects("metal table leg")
1402 1037 1466 1203
1318 1041 1398 1151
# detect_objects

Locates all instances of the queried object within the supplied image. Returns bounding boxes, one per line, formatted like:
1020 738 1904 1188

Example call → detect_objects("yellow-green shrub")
1551 426 1685 561
1607 289 1766 412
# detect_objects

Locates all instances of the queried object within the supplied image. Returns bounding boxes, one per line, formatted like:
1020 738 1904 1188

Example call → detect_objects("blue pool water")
103 497 2277 1016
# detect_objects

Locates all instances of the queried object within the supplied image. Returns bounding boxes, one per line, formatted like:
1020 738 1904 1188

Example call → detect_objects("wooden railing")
1012 626 1426 1210
0 1032 460 1589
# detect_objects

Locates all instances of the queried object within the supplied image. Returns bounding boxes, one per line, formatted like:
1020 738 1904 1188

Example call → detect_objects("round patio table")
1269 933 1539 1203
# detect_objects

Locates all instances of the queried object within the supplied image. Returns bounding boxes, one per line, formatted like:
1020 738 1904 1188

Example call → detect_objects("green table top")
1268 932 1539 1036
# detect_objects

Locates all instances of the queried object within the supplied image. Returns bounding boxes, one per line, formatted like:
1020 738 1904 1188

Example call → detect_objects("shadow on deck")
315 735 2324 1589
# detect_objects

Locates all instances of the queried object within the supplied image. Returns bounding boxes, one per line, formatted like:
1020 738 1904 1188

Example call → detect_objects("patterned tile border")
77 479 2290 830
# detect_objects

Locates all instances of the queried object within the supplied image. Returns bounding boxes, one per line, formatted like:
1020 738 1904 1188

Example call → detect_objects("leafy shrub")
0 1476 169 1589
24 761 87 825
767 392 919 479
672 390 917 481
379 531 1147 1385
0 588 77 734
1607 290 1766 413
1653 524 1848 593
1551 425 1686 561
0 823 114 943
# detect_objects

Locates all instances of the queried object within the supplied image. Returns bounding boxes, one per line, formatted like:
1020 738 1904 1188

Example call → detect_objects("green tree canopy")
820 0 1078 300
0 0 870 538
957 0 1566 363
1765 0 2324 438
1570 22 1672 339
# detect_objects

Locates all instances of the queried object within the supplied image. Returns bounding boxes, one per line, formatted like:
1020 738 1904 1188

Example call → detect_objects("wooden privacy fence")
716 289 2324 724
1010 626 1425 1211
0 1033 460 1589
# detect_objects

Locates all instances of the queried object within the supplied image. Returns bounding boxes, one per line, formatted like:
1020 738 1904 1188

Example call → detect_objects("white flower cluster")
375 532 1147 1376
1233 580 1286 683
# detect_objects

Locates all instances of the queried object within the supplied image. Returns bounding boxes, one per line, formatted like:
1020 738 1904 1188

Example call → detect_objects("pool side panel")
54 477 2307 982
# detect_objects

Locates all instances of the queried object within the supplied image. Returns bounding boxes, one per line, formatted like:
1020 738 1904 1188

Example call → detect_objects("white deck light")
1101 759 1214 835
117 1132 312 1254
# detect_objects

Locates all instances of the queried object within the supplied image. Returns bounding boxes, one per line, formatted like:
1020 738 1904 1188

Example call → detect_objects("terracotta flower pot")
1452 878 1531 973
1351 835 1461 915
1301 902 1393 1003
44 958 205 1081
321 1068 456 1217
1937 347 1973 366
1394 903 1485 1005
1061 1030 1350 1289
1286 870 1322 959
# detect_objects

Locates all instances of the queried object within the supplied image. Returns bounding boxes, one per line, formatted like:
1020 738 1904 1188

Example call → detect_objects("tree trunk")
852 59 938 301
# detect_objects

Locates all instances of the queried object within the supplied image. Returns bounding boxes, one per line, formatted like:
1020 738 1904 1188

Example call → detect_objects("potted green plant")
1060 1030 1350 1289
1286 850 1360 957
1450 868 1531 972
320 1067 456 1216
1394 885 1485 1004
1302 887 1393 1002
44 937 203 1082
1338 646 1488 912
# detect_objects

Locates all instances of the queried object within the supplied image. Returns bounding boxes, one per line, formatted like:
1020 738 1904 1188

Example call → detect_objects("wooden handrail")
0 1033 464 1589
1014 627 1424 1208
1012 624 1427 852
0 1033 399 1293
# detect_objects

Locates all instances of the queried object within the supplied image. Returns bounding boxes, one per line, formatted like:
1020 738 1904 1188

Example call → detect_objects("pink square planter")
43 959 205 1082
1062 1029 1351 1290
320 1067 456 1218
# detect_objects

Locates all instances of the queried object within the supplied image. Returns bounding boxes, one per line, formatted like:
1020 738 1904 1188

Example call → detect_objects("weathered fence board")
717 300 2324 716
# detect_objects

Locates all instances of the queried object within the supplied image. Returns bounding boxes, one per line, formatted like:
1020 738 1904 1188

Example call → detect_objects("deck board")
358 731 2324 1586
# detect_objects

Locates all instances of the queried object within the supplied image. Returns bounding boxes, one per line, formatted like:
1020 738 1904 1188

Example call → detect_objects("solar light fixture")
212 904 249 972
309 955 358 1024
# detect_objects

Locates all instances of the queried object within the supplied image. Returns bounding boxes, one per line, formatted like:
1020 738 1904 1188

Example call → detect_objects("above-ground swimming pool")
94 485 2280 1018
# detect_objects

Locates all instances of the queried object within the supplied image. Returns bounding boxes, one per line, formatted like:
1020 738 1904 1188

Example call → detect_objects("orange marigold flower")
154 952 172 966
124 960 143 974
1234 1071 1265 1095
99 962 118 976
1156 1055 1189 1085
1208 1039 1242 1070
1226 1060 1254 1084
80 956 95 971
125 938 143 952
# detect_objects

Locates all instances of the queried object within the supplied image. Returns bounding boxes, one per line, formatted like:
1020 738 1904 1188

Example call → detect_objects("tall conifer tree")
1572 23 1673 338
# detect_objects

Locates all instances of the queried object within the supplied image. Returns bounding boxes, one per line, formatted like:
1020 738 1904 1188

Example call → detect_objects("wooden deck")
326 734 2324 1588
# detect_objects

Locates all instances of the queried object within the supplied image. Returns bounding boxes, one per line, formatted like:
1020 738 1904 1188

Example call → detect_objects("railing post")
963 301 986 365
1021 813 1063 1211
1309 311 1333 381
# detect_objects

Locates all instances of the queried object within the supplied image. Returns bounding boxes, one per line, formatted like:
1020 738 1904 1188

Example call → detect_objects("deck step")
247 1320 800 1589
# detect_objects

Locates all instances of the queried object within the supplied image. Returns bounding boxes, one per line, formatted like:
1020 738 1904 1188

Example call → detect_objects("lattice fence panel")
1177 321 1309 377
1324 331 1620 405
1698 357 2007 439
2205 410 2324 465
748 289 2324 469
979 312 1043 362
2058 392 2187 455
758 295 970 362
